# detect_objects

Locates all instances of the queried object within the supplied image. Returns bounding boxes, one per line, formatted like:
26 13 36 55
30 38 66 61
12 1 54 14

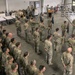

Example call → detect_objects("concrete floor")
4 11 75 75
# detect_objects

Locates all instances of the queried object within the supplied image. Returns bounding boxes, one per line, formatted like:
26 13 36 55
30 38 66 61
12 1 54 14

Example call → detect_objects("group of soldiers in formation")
15 8 75 75
0 6 75 75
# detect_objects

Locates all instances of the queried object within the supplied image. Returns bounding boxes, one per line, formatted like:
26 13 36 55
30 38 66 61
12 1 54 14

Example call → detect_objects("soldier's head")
30 60 36 66
6 33 9 37
8 33 13 38
4 47 10 54
71 34 75 38
7 56 14 63
39 65 46 73
47 35 52 40
56 28 59 32
36 27 39 32
67 47 72 53
64 21 66 24
11 38 16 43
23 51 29 58
11 63 18 71
3 30 6 34
25 20 28 23
41 20 43 23
16 42 21 48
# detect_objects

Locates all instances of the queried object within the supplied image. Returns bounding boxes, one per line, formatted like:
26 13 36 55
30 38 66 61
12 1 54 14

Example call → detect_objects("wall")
43 0 62 12
0 0 6 12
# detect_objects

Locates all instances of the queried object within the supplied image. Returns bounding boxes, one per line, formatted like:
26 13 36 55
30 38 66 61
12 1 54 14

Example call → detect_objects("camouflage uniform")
15 20 21 36
24 23 29 42
53 32 62 52
39 23 46 41
61 24 67 36
45 39 53 65
72 20 75 34
61 52 74 75
33 30 40 53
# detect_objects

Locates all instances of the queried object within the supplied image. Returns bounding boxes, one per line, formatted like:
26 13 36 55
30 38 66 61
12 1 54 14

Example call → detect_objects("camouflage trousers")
17 28 21 37
54 42 61 52
34 41 40 53
63 69 73 75
46 52 53 65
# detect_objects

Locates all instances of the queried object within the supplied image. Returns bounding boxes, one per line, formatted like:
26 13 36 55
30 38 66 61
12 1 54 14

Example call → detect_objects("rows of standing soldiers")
0 18 46 75
15 8 75 75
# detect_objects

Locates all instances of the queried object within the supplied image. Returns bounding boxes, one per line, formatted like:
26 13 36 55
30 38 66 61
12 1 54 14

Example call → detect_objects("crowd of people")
0 5 75 75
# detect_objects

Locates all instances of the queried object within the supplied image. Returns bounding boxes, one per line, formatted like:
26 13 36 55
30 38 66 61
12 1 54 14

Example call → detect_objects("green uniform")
15 20 21 36
5 63 13 75
2 53 10 66
30 65 39 75
9 70 19 75
45 39 53 65
61 24 67 36
24 23 29 41
14 47 22 60
47 17 52 28
39 23 45 41
53 32 62 52
72 20 75 34
9 42 16 57
37 72 43 75
33 31 40 53
61 52 73 75
29 19 38 34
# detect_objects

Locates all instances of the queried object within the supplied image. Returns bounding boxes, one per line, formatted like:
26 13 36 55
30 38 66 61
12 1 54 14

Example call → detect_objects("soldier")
30 17 37 34
33 28 40 54
5 33 13 48
14 42 22 61
26 60 38 75
9 38 16 57
37 65 46 75
61 47 74 75
53 28 62 52
44 35 53 65
9 63 19 75
39 21 46 41
47 15 53 29
15 18 21 37
2 30 6 42
67 34 75 62
72 19 75 34
61 21 68 36
5 56 14 75
2 47 10 66
24 20 29 42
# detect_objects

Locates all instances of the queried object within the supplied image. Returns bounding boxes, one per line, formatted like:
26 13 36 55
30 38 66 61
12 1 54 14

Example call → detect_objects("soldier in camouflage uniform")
2 48 10 66
27 60 38 75
14 42 22 61
37 65 46 75
33 28 40 54
9 38 16 57
15 18 21 37
39 21 46 41
61 21 68 36
29 17 38 34
9 63 19 75
67 34 75 62
61 47 74 75
53 28 62 52
72 19 75 34
5 56 14 75
24 20 30 42
44 35 53 65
